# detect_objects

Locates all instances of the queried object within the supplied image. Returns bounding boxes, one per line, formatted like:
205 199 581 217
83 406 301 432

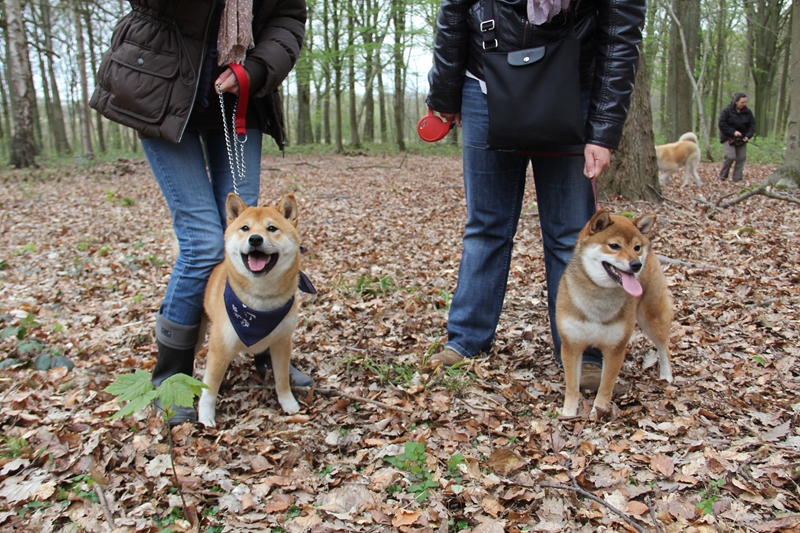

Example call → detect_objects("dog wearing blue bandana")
198 193 313 427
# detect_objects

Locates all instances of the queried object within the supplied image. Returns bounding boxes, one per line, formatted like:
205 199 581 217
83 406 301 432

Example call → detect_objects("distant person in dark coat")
718 92 756 182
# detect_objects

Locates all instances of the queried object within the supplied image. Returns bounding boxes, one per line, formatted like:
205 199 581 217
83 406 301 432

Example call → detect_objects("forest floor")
0 154 798 533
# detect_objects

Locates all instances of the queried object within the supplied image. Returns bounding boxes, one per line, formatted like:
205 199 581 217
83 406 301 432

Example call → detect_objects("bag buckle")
480 19 495 32
482 39 498 50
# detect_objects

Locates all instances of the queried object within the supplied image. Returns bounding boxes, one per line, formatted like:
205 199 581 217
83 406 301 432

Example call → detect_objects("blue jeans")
446 77 598 364
142 128 262 327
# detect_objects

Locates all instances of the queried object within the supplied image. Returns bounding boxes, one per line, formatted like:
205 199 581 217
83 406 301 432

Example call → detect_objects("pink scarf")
217 0 254 65
527 0 572 25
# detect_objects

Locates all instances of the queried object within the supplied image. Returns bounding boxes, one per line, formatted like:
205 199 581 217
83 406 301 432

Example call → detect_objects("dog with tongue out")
556 209 674 420
198 193 315 427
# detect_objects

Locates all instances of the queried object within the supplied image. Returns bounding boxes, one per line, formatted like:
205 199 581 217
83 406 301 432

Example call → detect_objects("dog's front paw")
279 395 301 415
197 392 217 427
590 402 612 420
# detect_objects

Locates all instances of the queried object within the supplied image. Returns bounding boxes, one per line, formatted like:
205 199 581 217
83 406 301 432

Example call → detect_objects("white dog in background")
656 132 701 187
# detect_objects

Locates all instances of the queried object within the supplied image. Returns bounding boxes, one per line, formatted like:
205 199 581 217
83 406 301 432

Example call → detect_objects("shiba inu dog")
656 132 701 187
556 210 673 419
198 193 313 427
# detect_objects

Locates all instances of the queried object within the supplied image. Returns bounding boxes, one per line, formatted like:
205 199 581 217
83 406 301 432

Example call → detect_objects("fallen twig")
542 418 656 533
716 181 800 208
308 387 413 413
540 481 651 533
94 483 117 531
646 496 662 533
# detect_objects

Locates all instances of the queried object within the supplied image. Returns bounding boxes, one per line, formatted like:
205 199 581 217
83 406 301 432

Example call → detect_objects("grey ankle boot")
151 314 201 425
253 348 314 387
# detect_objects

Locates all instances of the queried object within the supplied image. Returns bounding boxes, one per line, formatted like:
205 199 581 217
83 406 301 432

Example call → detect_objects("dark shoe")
253 349 314 387
720 176 728 181
580 363 602 391
151 340 198 426
152 398 198 425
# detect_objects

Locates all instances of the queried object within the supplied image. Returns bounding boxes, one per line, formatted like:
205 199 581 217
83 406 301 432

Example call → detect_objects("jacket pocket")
106 40 179 124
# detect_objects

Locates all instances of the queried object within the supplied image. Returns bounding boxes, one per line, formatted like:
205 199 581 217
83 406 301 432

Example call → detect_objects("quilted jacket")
90 0 306 149
426 0 646 150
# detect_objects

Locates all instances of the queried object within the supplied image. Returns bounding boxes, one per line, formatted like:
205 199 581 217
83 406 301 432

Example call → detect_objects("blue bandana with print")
224 272 316 347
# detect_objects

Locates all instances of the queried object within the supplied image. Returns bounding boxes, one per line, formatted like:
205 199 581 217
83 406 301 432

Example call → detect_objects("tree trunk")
72 0 93 159
331 0 344 152
745 0 786 138
665 0 699 142
377 67 388 143
322 0 332 145
362 0 376 143
392 0 406 152
5 0 37 167
347 0 360 147
295 1 314 145
600 55 661 202
0 68 9 157
770 0 800 186
709 0 725 143
775 6 792 136
41 0 71 155
84 6 105 153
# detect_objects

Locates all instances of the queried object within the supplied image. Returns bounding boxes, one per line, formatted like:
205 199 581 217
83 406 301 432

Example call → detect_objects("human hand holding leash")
215 67 250 96
584 143 611 179
439 111 461 128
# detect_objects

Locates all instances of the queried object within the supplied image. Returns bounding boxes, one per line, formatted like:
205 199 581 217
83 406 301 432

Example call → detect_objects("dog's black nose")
630 260 642 272
249 235 264 247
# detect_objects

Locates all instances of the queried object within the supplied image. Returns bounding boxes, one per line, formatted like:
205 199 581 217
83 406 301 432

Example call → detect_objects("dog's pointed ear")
278 194 299 227
225 193 248 224
588 209 612 235
635 214 657 235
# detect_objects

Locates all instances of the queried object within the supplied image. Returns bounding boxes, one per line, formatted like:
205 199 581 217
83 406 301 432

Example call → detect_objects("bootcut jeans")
141 128 262 329
445 77 600 365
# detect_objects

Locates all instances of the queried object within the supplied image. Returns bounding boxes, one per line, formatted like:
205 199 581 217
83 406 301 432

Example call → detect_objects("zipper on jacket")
176 5 216 143
523 20 531 48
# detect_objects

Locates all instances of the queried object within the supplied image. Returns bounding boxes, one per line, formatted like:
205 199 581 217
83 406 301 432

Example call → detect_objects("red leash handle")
227 63 250 139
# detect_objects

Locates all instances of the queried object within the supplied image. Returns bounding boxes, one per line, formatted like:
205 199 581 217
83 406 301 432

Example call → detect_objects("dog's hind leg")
269 337 301 414
637 290 674 384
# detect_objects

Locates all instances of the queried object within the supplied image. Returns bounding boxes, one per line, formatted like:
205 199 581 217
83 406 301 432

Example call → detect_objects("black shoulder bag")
481 0 585 150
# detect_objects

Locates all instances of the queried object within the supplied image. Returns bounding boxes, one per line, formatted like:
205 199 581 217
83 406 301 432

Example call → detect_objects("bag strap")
480 0 498 50
481 0 579 51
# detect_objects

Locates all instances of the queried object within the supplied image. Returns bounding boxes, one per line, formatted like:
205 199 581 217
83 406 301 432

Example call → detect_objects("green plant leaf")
104 369 155 401
156 373 207 409
110 392 157 420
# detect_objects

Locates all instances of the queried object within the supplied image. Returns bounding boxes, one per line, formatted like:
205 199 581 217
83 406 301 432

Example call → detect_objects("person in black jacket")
91 0 309 425
425 0 645 391
718 92 755 182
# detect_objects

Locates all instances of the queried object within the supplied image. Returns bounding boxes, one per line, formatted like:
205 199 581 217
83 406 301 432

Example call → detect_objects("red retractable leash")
217 63 250 195
417 109 455 142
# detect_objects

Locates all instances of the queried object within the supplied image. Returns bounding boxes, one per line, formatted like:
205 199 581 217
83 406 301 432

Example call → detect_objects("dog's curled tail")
679 132 698 144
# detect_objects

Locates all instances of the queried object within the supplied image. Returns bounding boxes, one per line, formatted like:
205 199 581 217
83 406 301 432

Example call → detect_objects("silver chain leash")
217 84 247 196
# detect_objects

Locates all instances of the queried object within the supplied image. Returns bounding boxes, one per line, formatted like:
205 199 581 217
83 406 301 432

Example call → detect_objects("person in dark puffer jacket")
91 0 308 425
718 92 756 182
425 0 646 392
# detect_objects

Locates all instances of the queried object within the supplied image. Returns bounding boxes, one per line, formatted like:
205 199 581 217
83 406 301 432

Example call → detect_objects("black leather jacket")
426 0 646 150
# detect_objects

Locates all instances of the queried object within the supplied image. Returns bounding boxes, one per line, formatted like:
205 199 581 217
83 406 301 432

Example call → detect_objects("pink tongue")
620 271 643 297
248 254 269 271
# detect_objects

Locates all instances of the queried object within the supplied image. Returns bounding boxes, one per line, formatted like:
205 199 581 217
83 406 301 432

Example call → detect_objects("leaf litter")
0 155 799 532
